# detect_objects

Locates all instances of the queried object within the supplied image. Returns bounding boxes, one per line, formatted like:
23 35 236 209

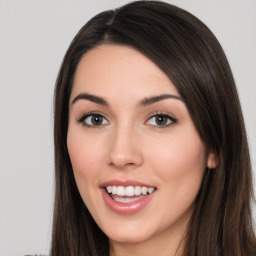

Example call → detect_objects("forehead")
71 44 180 100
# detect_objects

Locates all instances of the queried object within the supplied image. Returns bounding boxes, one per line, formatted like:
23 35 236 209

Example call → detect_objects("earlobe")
207 151 218 169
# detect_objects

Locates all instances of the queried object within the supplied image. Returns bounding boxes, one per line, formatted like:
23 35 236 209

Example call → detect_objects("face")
67 44 215 248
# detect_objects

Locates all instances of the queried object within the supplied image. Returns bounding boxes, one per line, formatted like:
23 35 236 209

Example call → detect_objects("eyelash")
77 111 177 128
77 112 109 128
145 111 177 128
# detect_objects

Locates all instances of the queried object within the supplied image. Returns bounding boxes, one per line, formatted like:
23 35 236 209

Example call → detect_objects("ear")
207 151 218 169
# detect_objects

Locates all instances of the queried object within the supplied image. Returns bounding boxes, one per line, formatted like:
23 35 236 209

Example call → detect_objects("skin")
67 44 217 256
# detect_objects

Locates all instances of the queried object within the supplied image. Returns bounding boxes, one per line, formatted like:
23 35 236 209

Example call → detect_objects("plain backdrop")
0 0 255 255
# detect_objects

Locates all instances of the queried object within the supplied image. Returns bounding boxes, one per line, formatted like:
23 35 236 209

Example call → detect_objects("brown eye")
89 115 104 125
147 114 176 127
155 115 169 125
78 113 109 127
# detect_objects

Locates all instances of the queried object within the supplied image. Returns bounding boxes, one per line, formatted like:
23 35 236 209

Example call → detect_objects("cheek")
67 130 104 175
67 129 108 212
66 129 108 205
147 129 206 222
147 128 206 183
67 133 91 197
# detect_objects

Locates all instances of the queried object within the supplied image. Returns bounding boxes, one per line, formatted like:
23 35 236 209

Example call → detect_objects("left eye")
78 114 109 127
146 114 175 127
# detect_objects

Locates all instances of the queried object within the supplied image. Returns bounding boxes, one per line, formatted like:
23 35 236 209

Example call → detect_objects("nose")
107 124 143 169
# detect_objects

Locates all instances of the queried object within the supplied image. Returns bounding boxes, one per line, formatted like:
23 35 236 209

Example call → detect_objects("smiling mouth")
105 185 156 203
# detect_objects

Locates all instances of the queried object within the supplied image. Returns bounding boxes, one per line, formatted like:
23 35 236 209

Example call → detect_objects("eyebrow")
71 92 183 107
71 93 109 106
139 94 184 106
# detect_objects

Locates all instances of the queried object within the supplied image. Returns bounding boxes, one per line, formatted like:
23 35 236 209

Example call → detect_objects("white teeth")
125 186 134 196
141 187 148 195
112 186 117 195
134 186 141 196
117 186 125 196
105 185 155 196
106 186 112 193
113 194 145 203
147 187 154 194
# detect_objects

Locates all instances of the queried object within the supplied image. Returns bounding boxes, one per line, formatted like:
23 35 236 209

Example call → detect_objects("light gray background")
0 0 255 255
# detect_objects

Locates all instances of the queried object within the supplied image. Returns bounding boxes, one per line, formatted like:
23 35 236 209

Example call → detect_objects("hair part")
52 1 256 255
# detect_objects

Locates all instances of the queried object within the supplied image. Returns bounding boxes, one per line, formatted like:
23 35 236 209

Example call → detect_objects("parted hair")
51 1 256 255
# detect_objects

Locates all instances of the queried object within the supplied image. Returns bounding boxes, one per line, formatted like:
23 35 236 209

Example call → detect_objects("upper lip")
100 179 156 188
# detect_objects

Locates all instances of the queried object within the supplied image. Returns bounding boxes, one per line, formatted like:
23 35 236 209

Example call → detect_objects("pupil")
156 115 167 125
92 115 102 125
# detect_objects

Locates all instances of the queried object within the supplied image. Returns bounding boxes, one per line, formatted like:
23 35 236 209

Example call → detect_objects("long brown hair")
52 1 256 255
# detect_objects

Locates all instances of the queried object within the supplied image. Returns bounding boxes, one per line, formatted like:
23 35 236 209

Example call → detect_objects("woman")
51 1 256 255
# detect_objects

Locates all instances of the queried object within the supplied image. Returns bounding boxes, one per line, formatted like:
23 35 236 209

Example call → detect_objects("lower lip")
101 189 156 215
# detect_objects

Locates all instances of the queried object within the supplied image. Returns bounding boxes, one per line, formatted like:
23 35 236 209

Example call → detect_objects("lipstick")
100 180 156 215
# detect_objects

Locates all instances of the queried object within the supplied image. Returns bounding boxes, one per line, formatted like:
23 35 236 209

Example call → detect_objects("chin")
108 232 150 244
105 225 159 245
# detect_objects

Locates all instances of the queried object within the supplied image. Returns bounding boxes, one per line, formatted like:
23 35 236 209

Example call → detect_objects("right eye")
77 113 109 127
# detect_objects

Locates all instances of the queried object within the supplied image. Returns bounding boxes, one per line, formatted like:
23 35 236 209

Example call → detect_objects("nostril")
108 158 136 169
107 133 143 168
